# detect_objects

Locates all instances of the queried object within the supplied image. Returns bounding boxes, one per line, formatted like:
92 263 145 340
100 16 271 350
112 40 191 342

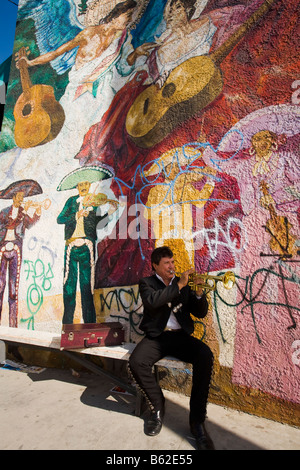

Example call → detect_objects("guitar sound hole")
162 82 176 98
143 98 149 115
22 104 32 116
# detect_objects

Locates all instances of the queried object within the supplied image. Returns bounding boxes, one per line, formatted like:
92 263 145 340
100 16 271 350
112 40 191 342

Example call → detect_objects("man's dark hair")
151 246 173 269
101 0 137 24
169 0 197 21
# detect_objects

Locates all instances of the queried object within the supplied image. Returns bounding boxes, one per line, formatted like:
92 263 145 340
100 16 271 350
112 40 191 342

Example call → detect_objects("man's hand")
259 193 275 209
154 70 170 89
178 270 205 296
127 42 156 65
77 209 89 218
177 269 194 291
192 272 205 297
15 48 31 69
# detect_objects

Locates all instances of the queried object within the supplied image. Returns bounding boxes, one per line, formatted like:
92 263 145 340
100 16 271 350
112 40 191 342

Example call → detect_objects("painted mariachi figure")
0 180 44 327
57 166 117 324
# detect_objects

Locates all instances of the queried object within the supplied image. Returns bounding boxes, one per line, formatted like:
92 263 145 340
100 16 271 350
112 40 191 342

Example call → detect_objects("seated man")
128 246 214 450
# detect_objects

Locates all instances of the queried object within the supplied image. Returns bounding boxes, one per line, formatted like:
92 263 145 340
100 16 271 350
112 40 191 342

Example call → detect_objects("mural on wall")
0 0 299 409
0 179 50 327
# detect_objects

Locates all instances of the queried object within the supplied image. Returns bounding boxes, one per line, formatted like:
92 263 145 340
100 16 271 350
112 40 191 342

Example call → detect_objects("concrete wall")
0 0 299 425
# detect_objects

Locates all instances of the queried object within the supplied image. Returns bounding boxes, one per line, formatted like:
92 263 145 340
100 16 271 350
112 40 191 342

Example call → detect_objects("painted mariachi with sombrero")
0 179 48 327
57 166 117 324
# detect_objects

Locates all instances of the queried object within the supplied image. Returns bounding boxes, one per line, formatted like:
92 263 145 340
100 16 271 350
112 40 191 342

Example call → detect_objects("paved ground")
0 366 299 451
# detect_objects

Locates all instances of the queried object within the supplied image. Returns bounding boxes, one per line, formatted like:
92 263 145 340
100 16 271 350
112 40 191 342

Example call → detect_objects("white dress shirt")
155 274 182 330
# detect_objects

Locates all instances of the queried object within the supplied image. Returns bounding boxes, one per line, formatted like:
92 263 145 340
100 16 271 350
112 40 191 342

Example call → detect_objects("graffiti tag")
21 258 54 329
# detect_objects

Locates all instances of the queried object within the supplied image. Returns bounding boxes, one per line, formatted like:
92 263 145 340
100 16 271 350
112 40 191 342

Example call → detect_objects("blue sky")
0 0 19 64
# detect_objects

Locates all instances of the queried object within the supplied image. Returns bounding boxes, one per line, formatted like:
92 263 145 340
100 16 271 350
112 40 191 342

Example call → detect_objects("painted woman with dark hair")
128 0 216 87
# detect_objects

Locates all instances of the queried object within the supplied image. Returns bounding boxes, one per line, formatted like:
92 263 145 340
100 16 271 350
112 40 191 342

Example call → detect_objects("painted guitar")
260 181 297 258
14 47 65 149
126 0 277 148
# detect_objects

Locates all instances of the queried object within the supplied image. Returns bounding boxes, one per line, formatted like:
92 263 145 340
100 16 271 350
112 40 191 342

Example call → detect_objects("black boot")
190 422 215 450
145 409 164 436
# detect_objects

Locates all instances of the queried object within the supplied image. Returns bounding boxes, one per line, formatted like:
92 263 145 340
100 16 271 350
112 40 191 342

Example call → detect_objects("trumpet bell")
188 271 235 291
222 271 235 289
42 198 51 210
22 198 51 211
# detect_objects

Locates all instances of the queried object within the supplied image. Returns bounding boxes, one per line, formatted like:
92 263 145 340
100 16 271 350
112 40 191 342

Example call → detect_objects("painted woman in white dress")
128 0 216 87
8 0 146 190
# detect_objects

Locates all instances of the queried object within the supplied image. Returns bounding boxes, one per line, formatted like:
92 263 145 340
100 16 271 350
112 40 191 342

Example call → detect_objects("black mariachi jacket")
138 274 208 338
57 195 108 242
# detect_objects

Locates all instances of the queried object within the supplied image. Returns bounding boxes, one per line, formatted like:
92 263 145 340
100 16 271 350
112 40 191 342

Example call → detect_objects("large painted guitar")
14 47 65 149
126 0 277 148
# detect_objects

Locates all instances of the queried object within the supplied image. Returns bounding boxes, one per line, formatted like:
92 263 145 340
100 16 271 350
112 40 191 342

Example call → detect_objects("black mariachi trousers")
128 329 213 424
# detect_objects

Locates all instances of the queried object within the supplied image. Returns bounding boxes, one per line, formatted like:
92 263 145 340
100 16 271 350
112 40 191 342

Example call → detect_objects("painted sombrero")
0 180 43 199
57 165 114 191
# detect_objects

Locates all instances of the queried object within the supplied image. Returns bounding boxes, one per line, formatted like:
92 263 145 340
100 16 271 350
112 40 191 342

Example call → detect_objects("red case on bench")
60 322 125 350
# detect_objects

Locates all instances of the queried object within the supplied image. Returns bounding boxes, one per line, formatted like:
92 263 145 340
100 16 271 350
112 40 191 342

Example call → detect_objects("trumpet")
179 271 236 291
22 198 51 211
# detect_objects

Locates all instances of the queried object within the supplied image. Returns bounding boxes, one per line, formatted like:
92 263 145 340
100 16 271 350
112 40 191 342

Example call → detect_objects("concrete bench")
0 326 188 416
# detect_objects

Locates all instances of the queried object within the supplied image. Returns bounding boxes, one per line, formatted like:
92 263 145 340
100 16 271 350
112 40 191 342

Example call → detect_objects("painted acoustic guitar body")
13 47 65 149
14 84 65 148
126 55 223 149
